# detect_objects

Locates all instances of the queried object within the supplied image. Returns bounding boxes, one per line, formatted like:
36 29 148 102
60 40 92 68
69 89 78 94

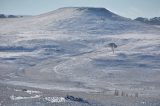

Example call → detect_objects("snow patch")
14 89 41 94
14 89 21 92
44 97 66 103
10 95 41 100
25 90 41 94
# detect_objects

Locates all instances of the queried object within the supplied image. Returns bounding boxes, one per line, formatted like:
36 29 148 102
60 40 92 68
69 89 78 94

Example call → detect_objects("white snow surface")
10 95 41 100
0 7 160 97
44 97 65 103
25 90 41 94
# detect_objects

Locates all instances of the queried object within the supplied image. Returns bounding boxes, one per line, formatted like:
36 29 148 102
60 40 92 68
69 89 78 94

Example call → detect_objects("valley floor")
0 83 160 106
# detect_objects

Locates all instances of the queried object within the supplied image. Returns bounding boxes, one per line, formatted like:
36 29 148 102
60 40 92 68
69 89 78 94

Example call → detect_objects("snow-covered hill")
0 7 160 97
0 7 159 35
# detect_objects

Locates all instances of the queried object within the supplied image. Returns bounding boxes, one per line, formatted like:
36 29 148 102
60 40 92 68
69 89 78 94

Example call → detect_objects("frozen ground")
0 83 160 106
0 7 160 105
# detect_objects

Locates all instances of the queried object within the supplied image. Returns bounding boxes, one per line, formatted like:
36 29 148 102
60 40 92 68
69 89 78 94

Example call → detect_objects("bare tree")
108 43 117 54
121 91 125 96
114 90 119 96
126 93 128 97
135 92 138 98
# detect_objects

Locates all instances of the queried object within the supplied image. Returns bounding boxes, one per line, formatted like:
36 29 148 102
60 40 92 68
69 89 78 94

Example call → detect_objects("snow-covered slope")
0 7 159 35
0 7 160 97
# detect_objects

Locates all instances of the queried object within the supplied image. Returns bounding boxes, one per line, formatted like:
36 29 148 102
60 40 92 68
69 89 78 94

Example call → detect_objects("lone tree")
108 43 117 54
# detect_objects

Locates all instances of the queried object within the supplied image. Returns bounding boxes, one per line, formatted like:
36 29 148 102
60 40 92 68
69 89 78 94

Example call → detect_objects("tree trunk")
112 46 114 54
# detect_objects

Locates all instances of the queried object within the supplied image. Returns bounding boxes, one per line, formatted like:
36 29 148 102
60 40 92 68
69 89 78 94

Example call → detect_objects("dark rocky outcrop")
135 17 160 25
65 95 89 104
0 14 6 18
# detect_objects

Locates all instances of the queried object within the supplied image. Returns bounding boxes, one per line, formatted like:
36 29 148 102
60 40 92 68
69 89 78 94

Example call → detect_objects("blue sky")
0 0 160 19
